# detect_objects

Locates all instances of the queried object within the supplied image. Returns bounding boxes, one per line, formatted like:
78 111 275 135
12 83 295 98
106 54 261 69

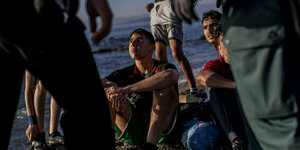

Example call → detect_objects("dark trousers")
222 0 300 149
235 95 262 150
208 88 263 150
208 88 246 142
0 1 114 149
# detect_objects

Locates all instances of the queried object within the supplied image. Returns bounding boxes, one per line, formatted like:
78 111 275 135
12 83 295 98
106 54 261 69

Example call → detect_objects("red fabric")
204 57 233 80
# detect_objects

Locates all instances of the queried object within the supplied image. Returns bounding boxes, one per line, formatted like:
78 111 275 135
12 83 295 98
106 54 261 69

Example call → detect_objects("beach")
8 24 217 150
8 3 220 149
8 81 206 150
9 104 63 150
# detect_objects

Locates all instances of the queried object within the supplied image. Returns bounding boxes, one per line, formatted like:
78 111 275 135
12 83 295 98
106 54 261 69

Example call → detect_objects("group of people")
100 4 249 149
2 0 299 150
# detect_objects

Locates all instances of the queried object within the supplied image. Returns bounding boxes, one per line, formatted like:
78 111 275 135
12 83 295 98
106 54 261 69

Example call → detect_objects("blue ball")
182 121 221 150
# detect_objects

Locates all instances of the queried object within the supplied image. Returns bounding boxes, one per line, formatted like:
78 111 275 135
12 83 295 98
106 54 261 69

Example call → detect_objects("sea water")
17 20 217 108
91 21 217 79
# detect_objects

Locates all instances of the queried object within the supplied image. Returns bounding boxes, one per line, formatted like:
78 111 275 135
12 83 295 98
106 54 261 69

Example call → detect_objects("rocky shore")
9 81 207 150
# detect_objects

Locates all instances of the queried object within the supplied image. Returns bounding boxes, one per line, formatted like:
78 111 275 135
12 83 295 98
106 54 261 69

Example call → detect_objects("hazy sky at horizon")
77 0 218 26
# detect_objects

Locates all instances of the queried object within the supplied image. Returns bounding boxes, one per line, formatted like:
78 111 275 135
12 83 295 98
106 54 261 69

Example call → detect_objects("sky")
109 0 217 18
77 0 219 27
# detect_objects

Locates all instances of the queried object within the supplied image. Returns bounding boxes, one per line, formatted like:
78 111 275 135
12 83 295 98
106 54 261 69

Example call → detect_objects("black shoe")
48 131 64 144
29 132 48 150
186 91 205 103
31 141 48 150
232 138 246 150
190 87 200 95
139 142 157 150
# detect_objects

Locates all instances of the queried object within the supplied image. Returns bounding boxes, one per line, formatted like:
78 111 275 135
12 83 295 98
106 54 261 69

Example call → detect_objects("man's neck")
135 57 154 74
215 44 222 58
215 44 231 64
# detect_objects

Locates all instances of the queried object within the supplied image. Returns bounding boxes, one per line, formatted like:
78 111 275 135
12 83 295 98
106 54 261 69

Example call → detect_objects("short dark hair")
201 10 222 24
129 28 155 45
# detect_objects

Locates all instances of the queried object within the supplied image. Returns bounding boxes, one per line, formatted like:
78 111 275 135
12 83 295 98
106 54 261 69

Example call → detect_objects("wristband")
28 115 37 125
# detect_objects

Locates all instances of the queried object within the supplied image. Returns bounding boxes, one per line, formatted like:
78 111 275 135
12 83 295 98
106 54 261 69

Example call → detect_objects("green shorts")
115 105 181 146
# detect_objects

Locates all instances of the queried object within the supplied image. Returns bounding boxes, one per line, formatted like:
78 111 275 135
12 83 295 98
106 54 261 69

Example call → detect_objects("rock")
93 48 114 53
178 81 206 95
197 35 206 40
108 37 115 40
115 45 128 51
115 142 187 150
93 45 128 54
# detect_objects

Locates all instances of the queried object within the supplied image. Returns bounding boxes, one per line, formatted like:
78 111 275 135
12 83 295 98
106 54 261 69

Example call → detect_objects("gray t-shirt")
150 0 182 26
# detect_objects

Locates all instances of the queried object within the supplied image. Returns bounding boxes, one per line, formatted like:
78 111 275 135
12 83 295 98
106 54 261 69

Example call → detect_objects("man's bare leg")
34 81 47 133
169 39 196 89
155 41 168 62
147 87 177 145
108 99 131 133
49 97 62 134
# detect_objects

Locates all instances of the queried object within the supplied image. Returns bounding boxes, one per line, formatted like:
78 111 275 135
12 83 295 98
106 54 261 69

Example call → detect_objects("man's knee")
169 39 182 52
153 87 178 110
156 49 166 57
154 87 177 98
36 81 47 96
171 51 180 60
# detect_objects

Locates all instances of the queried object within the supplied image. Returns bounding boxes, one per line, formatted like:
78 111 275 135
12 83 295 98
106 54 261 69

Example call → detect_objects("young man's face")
202 17 220 44
129 33 154 60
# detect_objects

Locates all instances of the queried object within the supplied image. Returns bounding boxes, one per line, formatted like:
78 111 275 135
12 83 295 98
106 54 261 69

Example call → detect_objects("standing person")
178 10 222 103
24 70 64 150
0 0 114 149
174 0 300 150
145 0 199 97
101 28 182 149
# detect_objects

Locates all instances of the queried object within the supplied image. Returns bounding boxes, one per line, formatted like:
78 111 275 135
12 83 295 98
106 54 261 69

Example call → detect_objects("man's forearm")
91 0 113 33
24 92 35 116
25 71 36 116
101 78 117 89
197 69 236 89
125 69 179 93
